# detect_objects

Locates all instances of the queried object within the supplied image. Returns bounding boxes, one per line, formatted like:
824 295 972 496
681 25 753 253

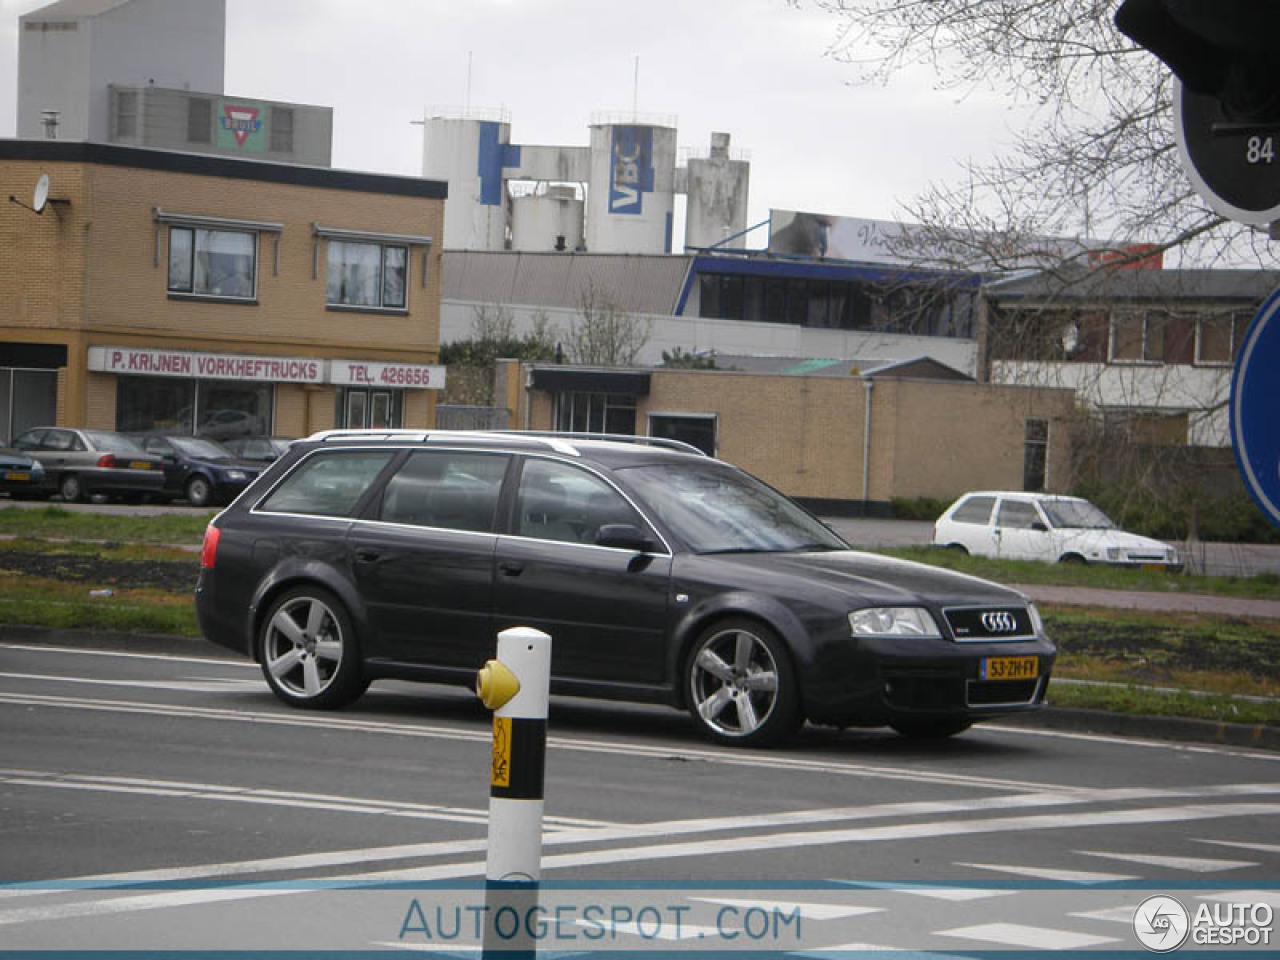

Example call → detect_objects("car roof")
296 429 712 469
955 491 1087 503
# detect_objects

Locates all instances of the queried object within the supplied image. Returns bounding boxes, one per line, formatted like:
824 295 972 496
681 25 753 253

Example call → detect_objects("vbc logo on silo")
609 125 654 215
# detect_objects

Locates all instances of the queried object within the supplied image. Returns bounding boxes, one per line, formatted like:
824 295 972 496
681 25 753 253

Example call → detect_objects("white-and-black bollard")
475 626 551 959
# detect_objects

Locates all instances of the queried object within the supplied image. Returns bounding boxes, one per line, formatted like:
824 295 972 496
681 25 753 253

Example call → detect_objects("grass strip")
0 573 199 636
1046 681 1280 727
0 505 212 544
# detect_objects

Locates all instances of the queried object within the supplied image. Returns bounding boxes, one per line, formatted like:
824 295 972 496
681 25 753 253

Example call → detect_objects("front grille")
967 678 1042 706
944 605 1035 642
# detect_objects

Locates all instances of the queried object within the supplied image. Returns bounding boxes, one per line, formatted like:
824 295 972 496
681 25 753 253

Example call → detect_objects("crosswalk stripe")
938 922 1120 949
1075 850 1256 872
957 862 1138 884
1195 838 1280 855
690 897 884 920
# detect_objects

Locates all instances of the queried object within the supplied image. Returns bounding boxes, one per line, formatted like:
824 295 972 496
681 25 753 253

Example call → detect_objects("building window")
187 97 212 144
326 240 408 310
114 90 137 139
649 413 716 456
1198 311 1248 365
168 226 257 299
270 107 294 153
1023 419 1048 492
555 393 636 435
115 377 272 438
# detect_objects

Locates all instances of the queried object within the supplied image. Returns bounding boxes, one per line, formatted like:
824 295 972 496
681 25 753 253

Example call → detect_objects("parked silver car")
12 427 165 503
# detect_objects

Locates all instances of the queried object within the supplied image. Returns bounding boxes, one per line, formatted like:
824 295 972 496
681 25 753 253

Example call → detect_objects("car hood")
1056 527 1169 551
690 549 1029 608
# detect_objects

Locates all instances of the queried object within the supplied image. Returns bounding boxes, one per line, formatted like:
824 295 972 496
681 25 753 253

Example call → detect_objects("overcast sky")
1 0 1027 246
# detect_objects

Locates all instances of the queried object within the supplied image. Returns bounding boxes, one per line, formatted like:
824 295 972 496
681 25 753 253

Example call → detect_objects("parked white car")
933 491 1181 570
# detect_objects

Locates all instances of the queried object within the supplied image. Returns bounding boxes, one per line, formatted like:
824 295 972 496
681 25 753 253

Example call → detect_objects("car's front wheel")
685 618 801 747
258 586 368 709
185 474 213 508
889 716 973 739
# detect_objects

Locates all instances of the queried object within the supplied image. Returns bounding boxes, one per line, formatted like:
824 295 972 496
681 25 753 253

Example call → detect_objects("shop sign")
88 346 323 383
330 360 446 390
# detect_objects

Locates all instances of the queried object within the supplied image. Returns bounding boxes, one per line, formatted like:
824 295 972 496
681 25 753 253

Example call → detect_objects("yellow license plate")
130 461 152 470
4 472 30 481
983 656 1039 680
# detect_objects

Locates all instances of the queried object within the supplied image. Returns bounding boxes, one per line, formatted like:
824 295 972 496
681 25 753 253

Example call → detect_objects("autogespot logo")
1134 895 1191 952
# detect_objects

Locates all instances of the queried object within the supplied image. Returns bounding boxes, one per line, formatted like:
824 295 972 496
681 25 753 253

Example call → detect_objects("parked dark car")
196 431 1055 746
0 446 46 498
220 435 294 463
128 434 264 507
12 427 164 502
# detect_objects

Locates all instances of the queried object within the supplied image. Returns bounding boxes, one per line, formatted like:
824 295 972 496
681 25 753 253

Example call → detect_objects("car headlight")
225 470 247 481
1106 546 1123 561
849 607 941 638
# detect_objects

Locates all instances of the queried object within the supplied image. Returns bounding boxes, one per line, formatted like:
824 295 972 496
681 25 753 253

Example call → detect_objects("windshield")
171 437 233 460
619 461 847 554
83 431 146 455
1041 498 1115 529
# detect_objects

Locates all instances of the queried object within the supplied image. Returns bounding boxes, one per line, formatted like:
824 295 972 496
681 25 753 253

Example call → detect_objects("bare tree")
564 284 652 366
804 0 1275 270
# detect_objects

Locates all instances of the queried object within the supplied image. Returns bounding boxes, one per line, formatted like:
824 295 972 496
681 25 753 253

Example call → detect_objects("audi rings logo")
1134 895 1190 952
980 611 1019 634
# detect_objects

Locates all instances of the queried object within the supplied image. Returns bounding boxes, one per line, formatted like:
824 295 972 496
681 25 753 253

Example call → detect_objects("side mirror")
1031 521 1048 532
595 523 655 553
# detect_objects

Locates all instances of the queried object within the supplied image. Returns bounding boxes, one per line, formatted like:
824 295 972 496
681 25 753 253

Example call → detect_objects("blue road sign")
1231 284 1280 528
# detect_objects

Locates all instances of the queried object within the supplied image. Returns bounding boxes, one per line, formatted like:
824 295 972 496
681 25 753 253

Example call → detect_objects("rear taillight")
200 524 221 569
96 454 116 468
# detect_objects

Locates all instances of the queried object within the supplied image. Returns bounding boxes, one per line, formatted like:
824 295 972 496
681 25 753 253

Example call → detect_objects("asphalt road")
2 638 1278 953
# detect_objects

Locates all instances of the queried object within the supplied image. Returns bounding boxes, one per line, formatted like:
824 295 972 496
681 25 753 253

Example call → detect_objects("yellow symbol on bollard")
491 716 512 788
476 659 521 711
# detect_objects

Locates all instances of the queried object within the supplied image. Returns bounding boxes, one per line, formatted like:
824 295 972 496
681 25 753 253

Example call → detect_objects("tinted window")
951 496 995 524
379 451 508 532
996 499 1042 530
259 451 394 518
516 459 642 546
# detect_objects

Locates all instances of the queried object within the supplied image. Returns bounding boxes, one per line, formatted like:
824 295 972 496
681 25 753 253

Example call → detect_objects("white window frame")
155 208 283 301
313 224 433 312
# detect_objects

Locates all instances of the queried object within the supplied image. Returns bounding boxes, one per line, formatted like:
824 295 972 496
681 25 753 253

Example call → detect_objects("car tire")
684 618 801 747
59 473 85 503
185 474 213 508
889 716 974 739
257 586 368 709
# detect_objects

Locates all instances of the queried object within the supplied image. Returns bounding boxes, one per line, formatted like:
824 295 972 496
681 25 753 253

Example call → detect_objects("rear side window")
258 451 394 517
378 450 508 532
516 459 642 545
950 496 995 524
997 499 1042 530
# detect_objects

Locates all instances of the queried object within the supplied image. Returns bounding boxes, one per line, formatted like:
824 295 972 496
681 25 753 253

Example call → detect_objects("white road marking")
957 862 1138 884
938 922 1119 949
689 897 884 921
1075 849 1256 873
0 671 262 693
2 801 1277 927
890 886 1018 901
977 722 1280 762
1195 838 1280 855
1196 889 1280 908
0 643 256 667
1071 904 1144 924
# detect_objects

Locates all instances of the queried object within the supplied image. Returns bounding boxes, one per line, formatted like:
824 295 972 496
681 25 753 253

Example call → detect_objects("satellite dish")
32 175 50 214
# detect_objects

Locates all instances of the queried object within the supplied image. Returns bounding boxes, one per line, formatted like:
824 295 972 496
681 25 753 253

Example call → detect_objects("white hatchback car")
933 491 1181 570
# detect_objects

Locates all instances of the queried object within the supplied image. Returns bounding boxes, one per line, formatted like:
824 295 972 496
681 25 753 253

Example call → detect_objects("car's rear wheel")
889 716 973 739
258 586 368 709
1058 553 1086 565
59 473 85 503
185 474 213 508
685 618 800 747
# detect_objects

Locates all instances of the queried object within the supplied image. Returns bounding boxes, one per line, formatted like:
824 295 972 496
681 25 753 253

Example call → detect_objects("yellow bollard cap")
476 658 521 711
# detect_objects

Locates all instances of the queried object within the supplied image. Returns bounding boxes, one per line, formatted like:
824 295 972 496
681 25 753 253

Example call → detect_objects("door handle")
354 548 381 563
498 560 525 577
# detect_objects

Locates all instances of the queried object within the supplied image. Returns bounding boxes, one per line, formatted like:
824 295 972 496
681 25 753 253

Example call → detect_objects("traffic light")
1115 0 1280 123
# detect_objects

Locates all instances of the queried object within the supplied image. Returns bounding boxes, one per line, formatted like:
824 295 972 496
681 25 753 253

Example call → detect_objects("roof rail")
301 428 709 457
494 431 710 457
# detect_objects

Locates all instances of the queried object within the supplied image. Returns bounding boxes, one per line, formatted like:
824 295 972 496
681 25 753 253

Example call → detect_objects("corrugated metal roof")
21 0 132 20
442 251 694 316
987 268 1280 303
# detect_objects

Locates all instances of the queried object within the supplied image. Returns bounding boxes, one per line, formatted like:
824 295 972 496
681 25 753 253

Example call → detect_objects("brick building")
1 139 447 442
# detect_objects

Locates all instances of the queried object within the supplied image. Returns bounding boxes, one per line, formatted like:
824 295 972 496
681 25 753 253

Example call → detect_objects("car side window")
13 430 45 451
45 430 75 452
996 499 1042 530
258 451 394 518
951 496 995 524
515 459 642 546
378 450 508 533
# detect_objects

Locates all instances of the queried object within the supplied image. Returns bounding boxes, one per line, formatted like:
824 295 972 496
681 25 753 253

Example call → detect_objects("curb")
3 625 1278 753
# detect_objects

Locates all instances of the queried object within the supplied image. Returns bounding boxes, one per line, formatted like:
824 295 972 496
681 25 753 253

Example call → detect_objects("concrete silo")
510 184 586 252
585 118 677 254
684 132 750 250
421 113 519 250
